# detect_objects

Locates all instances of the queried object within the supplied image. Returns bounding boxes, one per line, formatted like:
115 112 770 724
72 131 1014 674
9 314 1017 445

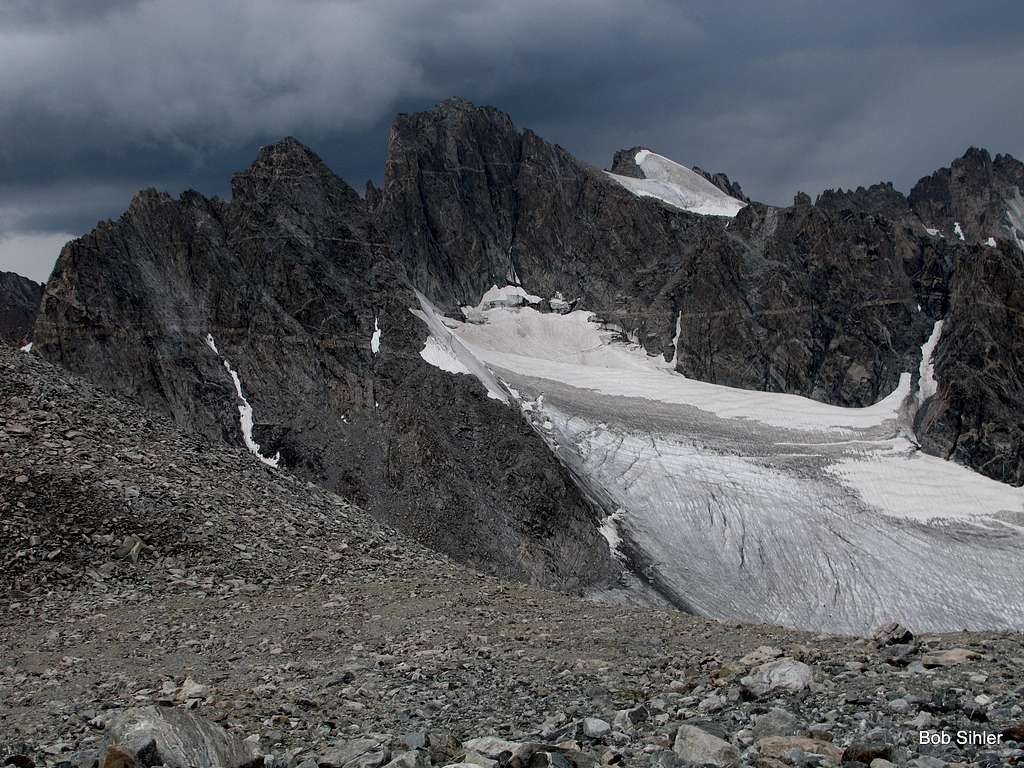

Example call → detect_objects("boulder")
751 708 800 739
582 718 610 739
382 751 431 768
740 658 814 697
921 648 981 667
100 705 262 768
871 622 914 647
757 736 844 762
672 724 738 767
843 742 894 763
318 738 390 768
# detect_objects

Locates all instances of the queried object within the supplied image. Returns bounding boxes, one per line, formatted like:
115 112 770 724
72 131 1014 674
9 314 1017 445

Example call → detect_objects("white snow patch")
19 341 32 353
222 359 280 468
419 335 471 375
370 317 382 354
924 227 940 237
954 221 965 241
669 310 682 365
599 509 626 560
204 333 218 354
917 320 944 405
828 437 1024 523
985 237 997 247
606 149 746 217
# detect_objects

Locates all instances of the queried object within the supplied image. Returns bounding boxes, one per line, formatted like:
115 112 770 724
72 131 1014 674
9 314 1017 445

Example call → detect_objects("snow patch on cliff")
607 149 746 217
223 360 282 468
917 320 944 405
203 334 279 468
19 342 32 353
370 317 382 354
223 360 280 468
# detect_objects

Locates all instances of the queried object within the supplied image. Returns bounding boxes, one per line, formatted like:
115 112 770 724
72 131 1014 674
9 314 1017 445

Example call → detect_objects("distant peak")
959 146 992 163
231 135 353 204
435 96 479 111
251 136 326 169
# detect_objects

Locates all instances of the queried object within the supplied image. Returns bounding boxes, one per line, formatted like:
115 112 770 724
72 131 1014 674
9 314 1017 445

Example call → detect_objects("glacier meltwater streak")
413 293 1024 634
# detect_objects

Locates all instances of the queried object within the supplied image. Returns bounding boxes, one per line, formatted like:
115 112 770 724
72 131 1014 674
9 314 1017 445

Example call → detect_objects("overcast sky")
2 0 1022 281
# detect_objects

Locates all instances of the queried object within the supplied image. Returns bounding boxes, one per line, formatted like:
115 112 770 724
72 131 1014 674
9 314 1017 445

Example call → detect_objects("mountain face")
32 135 615 593
909 146 1024 247
0 270 42 346
28 98 1024 628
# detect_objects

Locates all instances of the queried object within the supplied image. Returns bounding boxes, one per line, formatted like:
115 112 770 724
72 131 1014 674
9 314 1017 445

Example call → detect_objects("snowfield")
606 149 747 217
415 294 1024 634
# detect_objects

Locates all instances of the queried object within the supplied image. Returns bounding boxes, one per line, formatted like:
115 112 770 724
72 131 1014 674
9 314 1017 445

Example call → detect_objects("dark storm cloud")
2 0 1023 280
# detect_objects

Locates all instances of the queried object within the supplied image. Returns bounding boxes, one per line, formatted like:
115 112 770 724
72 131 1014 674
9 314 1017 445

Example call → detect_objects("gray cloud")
2 0 1022 279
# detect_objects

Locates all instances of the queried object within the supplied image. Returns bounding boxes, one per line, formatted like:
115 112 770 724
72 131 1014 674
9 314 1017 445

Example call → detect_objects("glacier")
415 295 1024 634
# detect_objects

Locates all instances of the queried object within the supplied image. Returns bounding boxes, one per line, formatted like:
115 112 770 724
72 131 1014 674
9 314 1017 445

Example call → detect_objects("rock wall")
33 137 616 592
0 270 42 346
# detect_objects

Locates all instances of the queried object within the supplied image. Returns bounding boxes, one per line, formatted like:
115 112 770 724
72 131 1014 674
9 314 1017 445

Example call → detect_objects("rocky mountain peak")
910 145 1024 243
230 135 364 216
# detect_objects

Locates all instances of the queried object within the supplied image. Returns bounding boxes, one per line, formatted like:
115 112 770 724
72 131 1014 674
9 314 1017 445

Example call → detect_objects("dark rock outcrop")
917 239 1024 485
609 146 646 178
909 147 1024 244
692 165 751 203
672 202 945 407
0 270 42 346
33 135 615 592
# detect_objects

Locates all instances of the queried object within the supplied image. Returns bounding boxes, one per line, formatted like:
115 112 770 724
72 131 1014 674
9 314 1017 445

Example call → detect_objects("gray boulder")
100 705 262 768
672 724 739 767
740 658 814 698
318 737 389 768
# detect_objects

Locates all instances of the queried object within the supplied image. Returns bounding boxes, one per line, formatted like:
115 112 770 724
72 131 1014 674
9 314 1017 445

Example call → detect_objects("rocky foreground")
2 346 1023 768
